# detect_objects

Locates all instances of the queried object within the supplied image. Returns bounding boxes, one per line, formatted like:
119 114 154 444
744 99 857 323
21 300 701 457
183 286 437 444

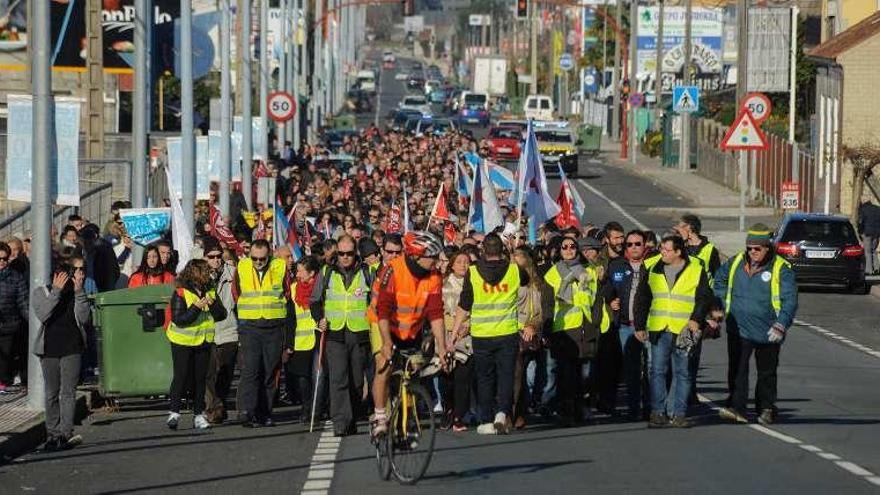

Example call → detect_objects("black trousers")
441 358 473 421
472 334 518 423
169 343 212 415
205 342 239 418
732 338 780 415
726 326 742 402
0 331 15 385
238 324 285 420
326 329 370 431
552 334 590 422
594 328 621 410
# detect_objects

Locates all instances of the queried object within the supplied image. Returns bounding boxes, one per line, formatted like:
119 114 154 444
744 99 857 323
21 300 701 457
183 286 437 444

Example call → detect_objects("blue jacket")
713 253 798 344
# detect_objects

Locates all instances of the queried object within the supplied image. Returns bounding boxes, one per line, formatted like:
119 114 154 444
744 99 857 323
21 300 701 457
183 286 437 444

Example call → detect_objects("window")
780 220 858 244
527 99 538 109
540 99 551 110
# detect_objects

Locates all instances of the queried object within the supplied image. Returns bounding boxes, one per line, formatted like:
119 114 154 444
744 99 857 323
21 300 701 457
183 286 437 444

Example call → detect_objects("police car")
534 121 579 177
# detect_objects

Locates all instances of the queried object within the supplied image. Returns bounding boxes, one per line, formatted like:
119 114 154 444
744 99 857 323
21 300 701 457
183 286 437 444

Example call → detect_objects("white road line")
298 428 344 494
793 318 880 361
578 175 880 489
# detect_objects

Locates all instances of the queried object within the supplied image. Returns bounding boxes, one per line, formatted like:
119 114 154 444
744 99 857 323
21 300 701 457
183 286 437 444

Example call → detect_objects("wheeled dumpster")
577 124 602 155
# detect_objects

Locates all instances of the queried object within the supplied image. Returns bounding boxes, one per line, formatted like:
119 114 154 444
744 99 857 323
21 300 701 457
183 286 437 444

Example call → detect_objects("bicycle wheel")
374 429 392 481
388 382 437 485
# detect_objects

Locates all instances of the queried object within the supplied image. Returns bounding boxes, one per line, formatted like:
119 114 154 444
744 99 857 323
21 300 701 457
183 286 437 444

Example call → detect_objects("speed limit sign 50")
741 92 772 124
267 91 296 123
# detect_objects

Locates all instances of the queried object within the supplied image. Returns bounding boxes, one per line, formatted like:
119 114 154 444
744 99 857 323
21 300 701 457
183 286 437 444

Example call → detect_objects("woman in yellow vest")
284 255 324 424
166 259 227 431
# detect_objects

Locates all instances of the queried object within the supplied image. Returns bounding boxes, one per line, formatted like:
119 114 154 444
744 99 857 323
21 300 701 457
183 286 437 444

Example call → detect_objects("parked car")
773 213 867 294
390 109 423 132
485 125 523 161
407 73 426 91
524 94 555 121
356 70 376 93
398 95 431 116
534 123 578 177
382 51 396 69
415 118 457 137
457 92 490 127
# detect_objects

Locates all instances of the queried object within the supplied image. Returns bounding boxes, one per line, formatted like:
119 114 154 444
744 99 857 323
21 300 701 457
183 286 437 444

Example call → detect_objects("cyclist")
369 231 448 437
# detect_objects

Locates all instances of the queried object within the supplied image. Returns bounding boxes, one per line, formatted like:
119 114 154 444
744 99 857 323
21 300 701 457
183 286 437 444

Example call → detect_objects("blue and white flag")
468 161 505 234
487 161 516 191
208 131 221 181
516 120 560 224
166 167 193 274
166 137 182 199
196 136 210 200
455 156 472 200
558 165 586 221
403 186 412 233
274 198 302 260
119 208 171 246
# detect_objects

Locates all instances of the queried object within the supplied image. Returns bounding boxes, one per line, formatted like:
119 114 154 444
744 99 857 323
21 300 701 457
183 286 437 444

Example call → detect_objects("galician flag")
517 119 561 224
558 164 586 222
468 160 505 234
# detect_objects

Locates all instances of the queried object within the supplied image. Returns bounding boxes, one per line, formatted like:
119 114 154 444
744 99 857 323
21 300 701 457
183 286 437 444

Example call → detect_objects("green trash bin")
332 114 356 130
93 284 174 398
577 124 602 155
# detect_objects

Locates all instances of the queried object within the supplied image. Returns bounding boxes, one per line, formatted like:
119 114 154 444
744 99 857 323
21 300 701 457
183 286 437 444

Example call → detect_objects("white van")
357 70 376 93
524 94 554 121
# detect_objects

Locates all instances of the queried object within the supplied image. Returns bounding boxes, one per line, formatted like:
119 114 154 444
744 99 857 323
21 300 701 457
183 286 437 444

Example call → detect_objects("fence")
692 119 818 212
581 98 609 136
0 182 113 240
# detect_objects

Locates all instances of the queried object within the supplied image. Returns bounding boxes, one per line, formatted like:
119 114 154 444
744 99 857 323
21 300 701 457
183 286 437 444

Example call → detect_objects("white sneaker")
166 412 180 430
433 401 444 414
493 412 510 435
476 423 497 435
193 414 211 430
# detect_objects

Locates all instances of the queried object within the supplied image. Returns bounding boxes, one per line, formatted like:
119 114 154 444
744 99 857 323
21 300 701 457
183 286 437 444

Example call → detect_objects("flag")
403 187 411 233
444 221 457 244
275 198 302 260
430 183 451 221
209 203 241 255
166 167 192 274
558 165 586 221
517 120 560 224
386 201 402 234
454 156 472 209
487 160 516 191
254 160 269 179
303 220 313 254
468 160 505 234
253 214 267 240
554 179 580 229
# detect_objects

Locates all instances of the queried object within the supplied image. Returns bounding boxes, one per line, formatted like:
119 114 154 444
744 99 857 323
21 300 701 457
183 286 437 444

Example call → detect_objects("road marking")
578 172 880 489
793 319 880 361
299 426 343 495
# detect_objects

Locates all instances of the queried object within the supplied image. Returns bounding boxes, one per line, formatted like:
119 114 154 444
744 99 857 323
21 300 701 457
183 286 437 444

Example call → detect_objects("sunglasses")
626 242 643 247
206 253 222 259
746 246 767 252
383 248 401 254
561 244 577 250
0 257 8 262
337 251 356 257
251 256 268 262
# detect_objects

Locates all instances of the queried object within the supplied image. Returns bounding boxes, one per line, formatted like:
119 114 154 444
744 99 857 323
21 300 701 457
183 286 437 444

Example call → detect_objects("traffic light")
402 0 414 16
516 0 528 19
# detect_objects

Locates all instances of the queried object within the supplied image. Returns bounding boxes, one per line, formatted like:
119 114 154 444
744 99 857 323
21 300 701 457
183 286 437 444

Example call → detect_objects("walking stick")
310 330 328 433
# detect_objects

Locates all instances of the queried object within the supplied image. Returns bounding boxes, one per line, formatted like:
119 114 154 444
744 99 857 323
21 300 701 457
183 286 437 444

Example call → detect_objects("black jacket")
688 235 721 276
606 257 643 324
0 268 28 333
633 257 713 333
170 283 227 328
858 202 880 237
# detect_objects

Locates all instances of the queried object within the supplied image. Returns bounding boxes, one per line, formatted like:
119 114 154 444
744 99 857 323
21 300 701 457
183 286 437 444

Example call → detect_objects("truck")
471 55 507 97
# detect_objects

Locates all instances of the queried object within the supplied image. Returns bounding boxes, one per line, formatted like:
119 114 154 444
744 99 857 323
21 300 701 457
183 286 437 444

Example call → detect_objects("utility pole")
259 0 268 164
736 0 749 231
629 0 638 164
789 5 799 181
611 1 622 140
28 0 52 410
678 0 692 173
312 0 323 144
181 0 196 232
220 0 232 216
279 0 288 153
653 0 664 131
132 0 149 209
292 0 301 147
241 0 253 211
301 0 310 145
288 0 297 145
85 0 104 159
530 0 538 95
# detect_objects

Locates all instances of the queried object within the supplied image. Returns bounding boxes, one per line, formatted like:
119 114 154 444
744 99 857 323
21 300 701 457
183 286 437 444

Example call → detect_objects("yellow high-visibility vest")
470 264 519 338
544 263 596 332
292 282 317 351
325 269 370 332
237 257 288 320
646 260 702 334
167 288 216 346
725 253 790 317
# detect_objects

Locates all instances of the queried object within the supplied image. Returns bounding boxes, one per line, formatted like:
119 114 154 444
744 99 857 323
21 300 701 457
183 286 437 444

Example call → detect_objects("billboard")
636 6 724 77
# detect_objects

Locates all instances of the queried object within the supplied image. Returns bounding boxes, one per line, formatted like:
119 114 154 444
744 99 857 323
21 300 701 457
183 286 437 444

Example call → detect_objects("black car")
772 213 867 293
407 74 425 90
390 109 422 131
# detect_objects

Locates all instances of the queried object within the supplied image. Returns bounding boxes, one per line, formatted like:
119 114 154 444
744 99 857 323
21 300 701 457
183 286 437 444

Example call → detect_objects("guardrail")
0 182 113 240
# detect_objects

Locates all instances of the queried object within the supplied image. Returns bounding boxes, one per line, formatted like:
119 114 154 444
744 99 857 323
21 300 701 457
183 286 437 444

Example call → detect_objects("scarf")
295 278 316 309
555 259 586 304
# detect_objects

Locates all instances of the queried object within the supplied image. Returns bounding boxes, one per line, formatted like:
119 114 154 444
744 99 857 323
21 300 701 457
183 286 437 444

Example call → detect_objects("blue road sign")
583 67 599 94
559 53 574 72
673 85 700 113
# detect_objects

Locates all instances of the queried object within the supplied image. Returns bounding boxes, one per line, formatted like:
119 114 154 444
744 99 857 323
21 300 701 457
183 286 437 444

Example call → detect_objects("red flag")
209 203 242 255
444 221 457 244
253 212 267 240
254 160 269 179
343 179 352 200
554 181 580 229
385 202 402 234
429 183 451 222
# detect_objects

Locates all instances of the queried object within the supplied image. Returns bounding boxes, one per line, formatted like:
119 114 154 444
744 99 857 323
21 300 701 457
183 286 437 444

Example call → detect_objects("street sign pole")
242 0 253 211
653 0 665 132
259 0 268 165
181 0 196 233
292 0 301 147
131 0 150 266
219 0 232 217
629 0 638 164
28 0 53 410
678 0 693 173
736 0 749 231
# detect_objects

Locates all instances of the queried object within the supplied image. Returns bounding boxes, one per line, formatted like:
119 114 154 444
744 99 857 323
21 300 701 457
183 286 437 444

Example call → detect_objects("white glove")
767 324 785 343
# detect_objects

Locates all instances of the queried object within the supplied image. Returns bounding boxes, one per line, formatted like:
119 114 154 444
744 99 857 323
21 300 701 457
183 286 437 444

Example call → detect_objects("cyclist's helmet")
403 230 443 258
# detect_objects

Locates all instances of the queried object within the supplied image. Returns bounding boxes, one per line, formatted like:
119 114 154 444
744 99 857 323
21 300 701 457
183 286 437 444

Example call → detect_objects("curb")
0 392 90 464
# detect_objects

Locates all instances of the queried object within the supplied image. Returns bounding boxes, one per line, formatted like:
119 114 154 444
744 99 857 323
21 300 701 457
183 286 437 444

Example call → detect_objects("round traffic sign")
559 53 574 72
583 73 596 86
628 92 645 107
267 91 296 123
741 92 772 124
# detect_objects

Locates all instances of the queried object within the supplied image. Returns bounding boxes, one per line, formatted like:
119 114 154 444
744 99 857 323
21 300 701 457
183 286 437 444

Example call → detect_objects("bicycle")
373 347 440 485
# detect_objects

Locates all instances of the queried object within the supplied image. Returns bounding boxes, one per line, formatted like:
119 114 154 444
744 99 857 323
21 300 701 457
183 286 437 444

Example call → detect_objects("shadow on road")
420 460 591 484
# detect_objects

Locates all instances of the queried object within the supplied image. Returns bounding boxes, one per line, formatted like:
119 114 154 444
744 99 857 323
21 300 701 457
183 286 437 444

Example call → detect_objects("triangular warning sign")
720 108 769 151
676 90 696 111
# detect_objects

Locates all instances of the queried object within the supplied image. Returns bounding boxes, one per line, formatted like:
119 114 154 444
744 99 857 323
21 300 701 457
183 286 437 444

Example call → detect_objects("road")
3 54 880 494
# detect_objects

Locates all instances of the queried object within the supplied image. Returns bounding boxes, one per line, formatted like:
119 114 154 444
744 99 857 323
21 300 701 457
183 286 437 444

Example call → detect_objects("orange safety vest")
367 256 442 341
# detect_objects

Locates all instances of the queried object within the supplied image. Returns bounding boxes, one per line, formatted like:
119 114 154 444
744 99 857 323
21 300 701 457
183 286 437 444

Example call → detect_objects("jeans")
238 324 285 420
732 338 781 415
441 357 472 421
41 354 81 439
472 334 518 423
649 332 691 418
618 325 649 416
863 235 879 274
169 343 212 415
539 347 557 409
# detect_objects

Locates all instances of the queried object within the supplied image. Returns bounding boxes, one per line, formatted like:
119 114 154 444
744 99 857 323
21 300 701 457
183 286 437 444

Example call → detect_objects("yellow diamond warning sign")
720 108 769 151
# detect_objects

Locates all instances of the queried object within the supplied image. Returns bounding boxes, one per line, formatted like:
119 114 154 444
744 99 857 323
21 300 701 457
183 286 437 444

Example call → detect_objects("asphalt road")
3 53 880 495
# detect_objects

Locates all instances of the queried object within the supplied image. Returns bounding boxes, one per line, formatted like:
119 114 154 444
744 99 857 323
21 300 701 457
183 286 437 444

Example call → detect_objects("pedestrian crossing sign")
673 86 699 114
719 108 769 151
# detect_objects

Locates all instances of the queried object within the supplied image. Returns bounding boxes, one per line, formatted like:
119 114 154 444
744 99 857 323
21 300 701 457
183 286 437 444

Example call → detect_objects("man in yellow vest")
452 233 530 435
634 235 713 428
714 224 798 425
311 234 374 437
233 239 293 428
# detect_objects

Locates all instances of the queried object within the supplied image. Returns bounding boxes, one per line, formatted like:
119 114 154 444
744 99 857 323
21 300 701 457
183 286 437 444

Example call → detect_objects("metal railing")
0 182 113 240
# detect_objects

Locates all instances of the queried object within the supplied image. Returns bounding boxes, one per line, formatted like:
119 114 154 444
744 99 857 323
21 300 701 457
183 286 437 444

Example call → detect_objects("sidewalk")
0 388 89 463
598 136 779 258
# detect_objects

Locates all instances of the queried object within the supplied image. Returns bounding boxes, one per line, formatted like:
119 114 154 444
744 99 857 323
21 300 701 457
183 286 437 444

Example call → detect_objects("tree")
842 144 880 222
